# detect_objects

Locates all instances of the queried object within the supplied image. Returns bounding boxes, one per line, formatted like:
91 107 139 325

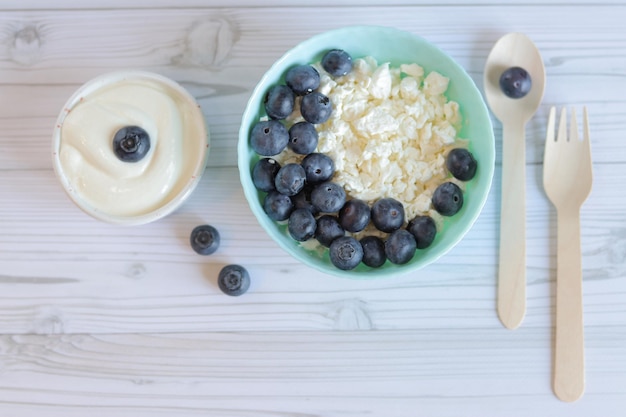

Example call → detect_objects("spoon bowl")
483 32 545 329
485 33 546 124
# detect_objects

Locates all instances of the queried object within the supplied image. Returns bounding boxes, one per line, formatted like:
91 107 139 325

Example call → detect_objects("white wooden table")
1 1 625 416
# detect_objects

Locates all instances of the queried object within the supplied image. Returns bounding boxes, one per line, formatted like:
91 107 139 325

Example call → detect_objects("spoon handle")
497 122 526 329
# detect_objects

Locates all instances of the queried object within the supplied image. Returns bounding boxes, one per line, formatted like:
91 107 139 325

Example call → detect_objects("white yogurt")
53 72 208 224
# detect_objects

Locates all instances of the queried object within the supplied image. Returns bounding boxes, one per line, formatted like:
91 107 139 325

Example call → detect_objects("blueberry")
301 152 335 184
311 182 346 213
432 182 463 216
252 158 281 192
218 264 250 296
285 65 320 95
112 126 150 162
315 215 345 247
264 85 295 120
250 120 289 156
263 190 294 221
338 199 370 233
499 66 532 99
321 49 353 77
300 92 332 124
291 186 319 216
288 121 318 155
446 148 477 181
288 208 317 242
360 235 386 268
329 236 363 271
385 229 417 265
371 198 405 233
274 163 306 196
407 216 437 249
189 224 220 255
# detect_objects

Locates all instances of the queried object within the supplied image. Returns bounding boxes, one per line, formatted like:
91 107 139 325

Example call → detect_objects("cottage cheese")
279 56 466 229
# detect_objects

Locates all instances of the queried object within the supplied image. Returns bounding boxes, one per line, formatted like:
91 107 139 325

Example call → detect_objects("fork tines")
547 106 590 144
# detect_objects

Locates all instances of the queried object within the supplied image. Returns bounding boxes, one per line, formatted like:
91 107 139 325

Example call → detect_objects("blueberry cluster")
250 49 478 271
190 225 251 296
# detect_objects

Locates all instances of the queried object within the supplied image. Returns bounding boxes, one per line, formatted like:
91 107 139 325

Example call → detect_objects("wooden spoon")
484 33 546 329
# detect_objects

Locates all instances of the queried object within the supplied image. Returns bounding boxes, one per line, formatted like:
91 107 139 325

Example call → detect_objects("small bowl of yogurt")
52 71 209 225
239 26 495 279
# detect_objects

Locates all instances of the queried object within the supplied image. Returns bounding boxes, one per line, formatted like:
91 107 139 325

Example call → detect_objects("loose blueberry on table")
218 264 250 296
190 224 221 255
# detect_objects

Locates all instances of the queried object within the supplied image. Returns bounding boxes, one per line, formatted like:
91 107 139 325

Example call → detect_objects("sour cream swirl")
55 73 207 221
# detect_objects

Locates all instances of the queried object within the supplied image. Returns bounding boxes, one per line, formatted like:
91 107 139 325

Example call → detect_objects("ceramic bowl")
238 26 494 278
52 71 209 226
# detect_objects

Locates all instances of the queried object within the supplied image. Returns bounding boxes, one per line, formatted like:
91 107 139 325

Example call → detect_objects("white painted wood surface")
1 1 625 415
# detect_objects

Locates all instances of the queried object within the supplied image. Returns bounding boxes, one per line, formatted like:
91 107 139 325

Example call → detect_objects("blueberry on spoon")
499 66 532 99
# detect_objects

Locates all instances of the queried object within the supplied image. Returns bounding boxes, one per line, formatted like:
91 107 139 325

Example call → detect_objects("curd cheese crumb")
277 56 467 229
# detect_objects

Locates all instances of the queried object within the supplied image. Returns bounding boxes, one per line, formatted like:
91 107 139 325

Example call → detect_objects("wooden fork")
543 107 593 402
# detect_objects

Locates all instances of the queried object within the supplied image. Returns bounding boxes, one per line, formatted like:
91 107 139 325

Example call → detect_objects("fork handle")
497 122 526 329
554 207 585 402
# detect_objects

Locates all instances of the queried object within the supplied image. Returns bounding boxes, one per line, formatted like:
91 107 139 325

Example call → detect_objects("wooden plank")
3 0 625 9
0 328 624 416
2 5 626 82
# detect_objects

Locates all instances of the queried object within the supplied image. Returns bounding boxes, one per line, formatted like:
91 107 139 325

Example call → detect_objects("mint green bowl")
238 26 494 279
